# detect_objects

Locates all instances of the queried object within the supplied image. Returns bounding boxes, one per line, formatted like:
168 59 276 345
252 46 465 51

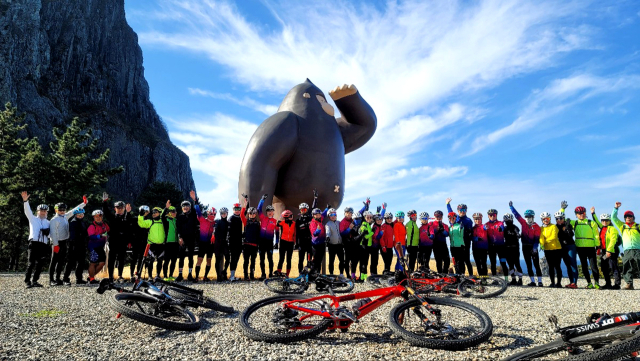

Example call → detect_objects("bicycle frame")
558 313 640 342
283 284 407 330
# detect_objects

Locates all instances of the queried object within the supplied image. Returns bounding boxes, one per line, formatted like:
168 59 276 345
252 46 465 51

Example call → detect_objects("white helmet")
328 208 337 215
540 212 551 219
600 213 611 221
363 211 373 217
299 203 309 209
503 213 514 222
92 210 104 216
554 211 565 219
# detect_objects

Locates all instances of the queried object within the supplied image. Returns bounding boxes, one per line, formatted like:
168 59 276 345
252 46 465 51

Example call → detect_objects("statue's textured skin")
238 79 377 215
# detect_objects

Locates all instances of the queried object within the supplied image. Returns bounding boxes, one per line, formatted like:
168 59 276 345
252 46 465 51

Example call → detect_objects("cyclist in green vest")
138 203 168 280
559 201 600 289
448 212 466 274
591 207 621 289
358 211 374 281
405 210 420 272
612 202 640 290
162 205 179 281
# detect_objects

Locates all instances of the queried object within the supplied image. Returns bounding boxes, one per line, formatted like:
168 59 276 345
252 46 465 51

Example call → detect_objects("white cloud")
187 87 278 115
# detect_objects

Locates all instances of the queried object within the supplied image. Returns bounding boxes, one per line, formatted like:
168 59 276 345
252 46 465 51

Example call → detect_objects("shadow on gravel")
308 330 402 346
501 295 539 301
490 332 535 351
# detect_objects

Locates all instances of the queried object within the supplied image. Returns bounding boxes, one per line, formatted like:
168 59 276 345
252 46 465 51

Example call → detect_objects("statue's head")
278 79 334 119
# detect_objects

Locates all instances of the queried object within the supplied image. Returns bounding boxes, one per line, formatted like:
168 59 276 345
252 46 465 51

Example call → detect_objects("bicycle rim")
109 293 201 331
458 277 508 299
264 278 308 294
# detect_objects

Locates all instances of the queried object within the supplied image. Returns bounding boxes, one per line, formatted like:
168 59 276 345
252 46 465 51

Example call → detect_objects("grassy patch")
20 309 66 318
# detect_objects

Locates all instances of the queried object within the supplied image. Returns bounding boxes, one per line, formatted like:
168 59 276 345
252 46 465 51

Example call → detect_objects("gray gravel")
1 273 639 360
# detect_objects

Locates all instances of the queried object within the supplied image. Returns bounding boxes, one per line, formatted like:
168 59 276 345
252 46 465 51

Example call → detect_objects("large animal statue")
238 79 377 215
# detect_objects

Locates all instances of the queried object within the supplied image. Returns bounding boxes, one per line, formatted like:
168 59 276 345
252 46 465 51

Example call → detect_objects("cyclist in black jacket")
295 190 318 274
227 203 243 282
131 206 150 278
176 190 199 282
102 193 134 282
214 208 230 281
503 213 523 285
241 195 261 281
63 209 89 284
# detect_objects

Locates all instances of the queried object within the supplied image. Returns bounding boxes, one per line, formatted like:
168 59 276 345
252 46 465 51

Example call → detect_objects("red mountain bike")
239 243 493 350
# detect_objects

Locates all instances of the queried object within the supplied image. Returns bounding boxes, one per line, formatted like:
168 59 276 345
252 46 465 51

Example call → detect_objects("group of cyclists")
20 188 640 291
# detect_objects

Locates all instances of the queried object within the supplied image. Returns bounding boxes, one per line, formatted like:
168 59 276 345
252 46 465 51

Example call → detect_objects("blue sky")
124 0 640 220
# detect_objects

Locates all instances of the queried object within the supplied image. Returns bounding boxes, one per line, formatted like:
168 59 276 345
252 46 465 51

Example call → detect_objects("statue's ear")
303 92 310 98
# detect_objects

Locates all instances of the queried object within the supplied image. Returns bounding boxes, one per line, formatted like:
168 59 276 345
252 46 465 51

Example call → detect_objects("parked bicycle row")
19 189 640 291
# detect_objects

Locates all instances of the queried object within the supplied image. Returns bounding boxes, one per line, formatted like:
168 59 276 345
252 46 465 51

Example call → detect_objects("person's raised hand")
382 202 387 209
190 190 196 201
261 194 268 200
590 207 595 214
53 245 60 253
83 195 88 205
21 191 29 201
376 206 381 213
509 201 513 207
365 197 371 205
615 202 621 209
446 197 452 204
561 200 568 209
166 200 171 209
102 192 109 202
313 188 318 199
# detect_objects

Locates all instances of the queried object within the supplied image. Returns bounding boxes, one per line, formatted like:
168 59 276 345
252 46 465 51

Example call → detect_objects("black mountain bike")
264 267 355 294
97 277 234 331
503 312 640 360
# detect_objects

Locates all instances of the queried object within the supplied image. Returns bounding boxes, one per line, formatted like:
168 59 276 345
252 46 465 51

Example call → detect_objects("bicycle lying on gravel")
366 268 508 299
503 312 640 360
239 243 493 350
264 267 355 294
97 277 234 331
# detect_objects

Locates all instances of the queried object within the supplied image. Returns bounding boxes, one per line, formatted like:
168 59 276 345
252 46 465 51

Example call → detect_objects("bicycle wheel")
503 325 640 360
239 294 333 343
264 278 309 294
458 277 508 299
109 293 201 331
388 297 493 350
316 276 354 293
166 287 235 313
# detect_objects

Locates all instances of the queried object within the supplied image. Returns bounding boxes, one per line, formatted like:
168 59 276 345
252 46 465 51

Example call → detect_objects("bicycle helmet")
168 206 176 212
312 208 322 215
36 204 49 211
384 212 393 219
600 213 611 221
472 212 483 218
92 209 104 216
281 210 293 218
395 211 405 218
265 205 275 212
73 208 85 215
487 209 498 215
114 201 125 208
181 200 191 207
419 212 429 220
344 207 354 213
232 203 241 209
373 214 383 221
247 207 257 214
328 208 337 215
363 211 373 217
574 206 586 214
299 203 309 210
407 210 417 216
447 212 457 219
524 209 535 218
503 213 514 222
152 207 163 213
554 211 565 219
219 207 229 214
54 203 67 211
434 210 443 217
139 205 150 213
207 207 217 215
540 212 551 219
624 211 635 218
457 204 467 211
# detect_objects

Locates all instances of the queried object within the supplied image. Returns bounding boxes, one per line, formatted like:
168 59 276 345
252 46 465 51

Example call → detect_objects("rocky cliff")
0 0 195 201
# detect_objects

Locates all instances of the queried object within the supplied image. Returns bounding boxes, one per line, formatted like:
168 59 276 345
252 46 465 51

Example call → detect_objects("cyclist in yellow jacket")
539 212 563 288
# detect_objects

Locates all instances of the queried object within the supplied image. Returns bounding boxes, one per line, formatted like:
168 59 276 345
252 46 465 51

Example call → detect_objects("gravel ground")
1 273 639 361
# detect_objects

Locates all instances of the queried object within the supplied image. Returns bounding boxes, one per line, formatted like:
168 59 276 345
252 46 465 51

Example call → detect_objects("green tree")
135 181 184 211
44 117 123 206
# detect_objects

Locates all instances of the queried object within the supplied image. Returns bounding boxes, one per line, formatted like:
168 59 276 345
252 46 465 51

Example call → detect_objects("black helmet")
114 201 125 208
181 201 191 207
54 203 67 211
434 210 443 217
265 205 275 212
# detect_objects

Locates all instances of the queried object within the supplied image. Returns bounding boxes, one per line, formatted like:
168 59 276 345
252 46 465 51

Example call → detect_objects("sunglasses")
329 213 337 217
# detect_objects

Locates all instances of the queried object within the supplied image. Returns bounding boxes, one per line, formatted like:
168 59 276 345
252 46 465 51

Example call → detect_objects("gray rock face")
0 0 195 201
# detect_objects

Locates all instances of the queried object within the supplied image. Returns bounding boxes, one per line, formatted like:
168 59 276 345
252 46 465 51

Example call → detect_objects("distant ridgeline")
0 0 195 202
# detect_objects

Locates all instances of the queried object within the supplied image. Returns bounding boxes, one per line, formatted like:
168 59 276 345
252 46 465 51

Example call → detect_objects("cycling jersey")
429 221 450 243
138 215 167 245
295 198 317 244
50 202 85 245
472 224 489 250
194 205 215 243
449 222 465 247
381 222 395 249
419 223 432 247
325 219 342 245
165 215 179 243
88 221 109 250
394 221 407 246
241 208 261 246
511 205 540 246
560 208 599 247
447 204 473 241
176 202 199 241
257 200 278 240
503 222 520 248
102 201 132 242
23 201 50 244
310 209 328 245
556 222 575 247
485 220 505 246
359 221 374 247
612 207 640 250
406 220 419 247
229 213 243 248
540 224 562 251
277 219 296 243
214 217 229 248
69 217 88 243
372 223 383 248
